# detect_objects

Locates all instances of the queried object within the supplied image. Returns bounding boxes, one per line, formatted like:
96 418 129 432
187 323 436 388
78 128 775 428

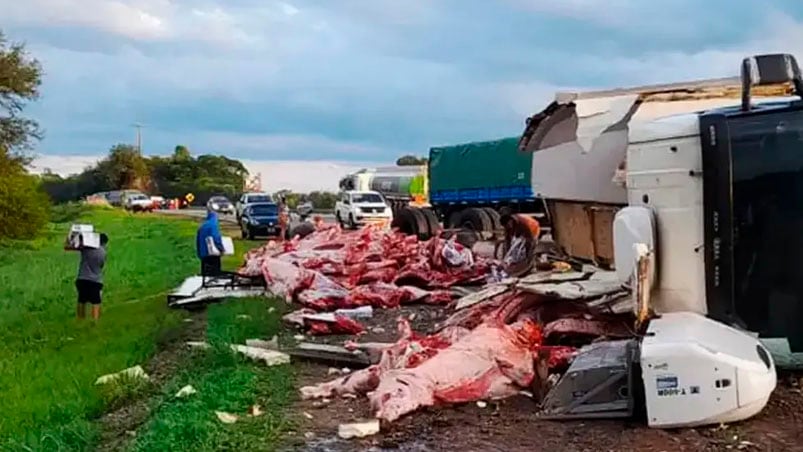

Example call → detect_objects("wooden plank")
549 201 619 266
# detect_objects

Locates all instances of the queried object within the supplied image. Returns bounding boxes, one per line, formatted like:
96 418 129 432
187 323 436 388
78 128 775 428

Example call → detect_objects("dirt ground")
282 304 803 452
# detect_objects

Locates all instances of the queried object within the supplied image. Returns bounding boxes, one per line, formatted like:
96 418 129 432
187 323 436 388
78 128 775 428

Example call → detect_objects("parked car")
240 202 280 239
125 193 153 212
236 192 273 220
207 196 235 215
297 201 314 219
334 190 393 229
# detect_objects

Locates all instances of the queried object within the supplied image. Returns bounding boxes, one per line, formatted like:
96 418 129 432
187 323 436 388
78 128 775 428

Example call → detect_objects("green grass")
130 238 294 452
130 298 294 452
0 207 200 450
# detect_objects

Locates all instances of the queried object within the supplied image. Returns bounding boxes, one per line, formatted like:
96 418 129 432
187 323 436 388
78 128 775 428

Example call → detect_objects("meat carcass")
300 318 549 423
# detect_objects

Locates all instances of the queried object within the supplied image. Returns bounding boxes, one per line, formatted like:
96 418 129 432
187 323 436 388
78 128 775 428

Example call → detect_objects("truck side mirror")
741 53 803 111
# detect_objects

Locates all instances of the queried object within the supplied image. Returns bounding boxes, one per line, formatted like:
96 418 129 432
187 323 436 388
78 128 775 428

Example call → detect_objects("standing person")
74 233 109 321
278 196 290 241
197 210 225 276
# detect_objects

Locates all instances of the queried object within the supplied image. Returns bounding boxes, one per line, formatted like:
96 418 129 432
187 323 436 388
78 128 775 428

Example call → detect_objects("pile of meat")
300 287 634 422
242 222 635 423
239 223 488 333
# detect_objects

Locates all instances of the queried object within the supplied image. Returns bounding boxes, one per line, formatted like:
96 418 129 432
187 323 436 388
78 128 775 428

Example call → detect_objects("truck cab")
334 190 393 229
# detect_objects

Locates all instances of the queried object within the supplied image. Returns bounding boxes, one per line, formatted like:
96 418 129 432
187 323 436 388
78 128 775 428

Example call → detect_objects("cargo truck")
338 165 428 216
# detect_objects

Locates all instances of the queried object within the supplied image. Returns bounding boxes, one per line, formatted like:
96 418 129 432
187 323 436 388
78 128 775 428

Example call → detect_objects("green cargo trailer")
428 137 535 205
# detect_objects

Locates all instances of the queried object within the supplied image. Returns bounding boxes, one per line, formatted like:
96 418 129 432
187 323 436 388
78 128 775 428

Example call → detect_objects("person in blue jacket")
197 210 225 276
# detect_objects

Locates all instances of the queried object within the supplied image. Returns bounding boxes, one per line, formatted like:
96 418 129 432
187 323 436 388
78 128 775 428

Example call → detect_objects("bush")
0 166 51 240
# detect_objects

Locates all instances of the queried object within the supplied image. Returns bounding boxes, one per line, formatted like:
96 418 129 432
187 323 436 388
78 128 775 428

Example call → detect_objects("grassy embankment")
0 206 292 451
129 234 294 452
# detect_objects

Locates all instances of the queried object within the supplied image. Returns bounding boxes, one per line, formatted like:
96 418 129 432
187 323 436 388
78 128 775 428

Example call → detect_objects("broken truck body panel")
519 78 796 265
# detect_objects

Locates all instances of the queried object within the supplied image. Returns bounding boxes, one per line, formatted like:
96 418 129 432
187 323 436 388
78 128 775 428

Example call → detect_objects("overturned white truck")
509 53 803 427
520 53 803 367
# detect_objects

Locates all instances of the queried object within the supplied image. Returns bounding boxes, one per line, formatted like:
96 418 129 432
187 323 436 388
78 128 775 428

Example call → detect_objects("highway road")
159 208 335 225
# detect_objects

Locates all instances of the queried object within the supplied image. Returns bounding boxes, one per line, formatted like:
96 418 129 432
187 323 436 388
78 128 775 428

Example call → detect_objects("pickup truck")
124 193 153 212
334 190 392 229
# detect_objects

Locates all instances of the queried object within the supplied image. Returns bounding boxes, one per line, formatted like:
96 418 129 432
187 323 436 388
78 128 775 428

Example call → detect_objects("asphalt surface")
159 208 335 225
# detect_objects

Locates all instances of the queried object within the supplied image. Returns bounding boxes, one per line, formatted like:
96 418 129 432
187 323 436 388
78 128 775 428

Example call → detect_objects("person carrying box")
196 210 225 276
70 233 109 320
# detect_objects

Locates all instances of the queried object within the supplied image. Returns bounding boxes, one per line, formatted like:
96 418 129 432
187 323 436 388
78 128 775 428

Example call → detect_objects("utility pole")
132 123 144 152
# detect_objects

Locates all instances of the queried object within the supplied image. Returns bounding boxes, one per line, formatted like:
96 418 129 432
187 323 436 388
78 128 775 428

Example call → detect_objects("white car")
125 193 153 212
236 192 272 220
334 190 393 229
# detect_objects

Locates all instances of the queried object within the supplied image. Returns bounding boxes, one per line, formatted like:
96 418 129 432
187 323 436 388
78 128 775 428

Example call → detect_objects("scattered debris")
476 401 488 408
289 342 372 367
293 334 306 341
175 385 197 398
248 405 263 417
337 419 381 439
215 411 239 424
95 365 150 385
268 306 276 313
236 314 252 320
246 336 279 350
304 432 315 440
231 345 291 367
186 341 211 350
303 411 314 419
183 318 194 323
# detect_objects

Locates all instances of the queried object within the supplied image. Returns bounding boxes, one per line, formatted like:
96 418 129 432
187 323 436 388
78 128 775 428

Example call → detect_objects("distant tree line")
41 144 250 205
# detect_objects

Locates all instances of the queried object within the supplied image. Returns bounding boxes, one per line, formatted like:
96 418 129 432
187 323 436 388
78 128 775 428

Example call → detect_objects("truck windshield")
729 108 803 350
250 204 277 216
352 193 384 203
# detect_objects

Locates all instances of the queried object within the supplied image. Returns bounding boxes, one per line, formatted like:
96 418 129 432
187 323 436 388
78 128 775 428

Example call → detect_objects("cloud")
6 0 803 166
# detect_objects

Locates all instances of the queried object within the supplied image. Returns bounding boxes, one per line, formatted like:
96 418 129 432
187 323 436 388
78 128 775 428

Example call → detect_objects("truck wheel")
421 208 441 238
409 208 431 240
458 208 492 233
447 210 463 229
348 214 357 230
335 212 343 228
483 207 502 231
246 227 254 240
395 207 429 239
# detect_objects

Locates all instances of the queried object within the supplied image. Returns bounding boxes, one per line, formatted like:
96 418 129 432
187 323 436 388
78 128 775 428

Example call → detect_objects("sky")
6 0 803 191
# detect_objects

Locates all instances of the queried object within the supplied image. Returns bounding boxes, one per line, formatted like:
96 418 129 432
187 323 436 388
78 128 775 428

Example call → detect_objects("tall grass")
0 207 200 449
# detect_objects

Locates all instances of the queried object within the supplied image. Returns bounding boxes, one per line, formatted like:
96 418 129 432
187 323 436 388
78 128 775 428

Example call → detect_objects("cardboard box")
66 224 100 250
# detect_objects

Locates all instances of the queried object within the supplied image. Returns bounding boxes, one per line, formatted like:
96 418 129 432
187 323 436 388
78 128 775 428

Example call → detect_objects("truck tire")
447 210 463 229
395 207 430 239
458 207 493 233
483 207 502 231
409 208 430 240
421 208 441 238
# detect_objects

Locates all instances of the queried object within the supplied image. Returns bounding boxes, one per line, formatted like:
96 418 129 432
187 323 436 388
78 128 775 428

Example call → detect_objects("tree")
173 145 191 161
0 30 43 164
307 191 338 210
396 155 427 166
96 144 150 190
0 153 49 240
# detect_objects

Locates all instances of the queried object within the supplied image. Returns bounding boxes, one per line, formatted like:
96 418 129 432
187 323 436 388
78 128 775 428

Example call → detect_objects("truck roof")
556 77 793 103
630 95 802 143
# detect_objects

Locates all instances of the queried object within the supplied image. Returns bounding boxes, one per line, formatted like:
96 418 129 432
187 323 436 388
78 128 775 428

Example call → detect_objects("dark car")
240 202 280 239
207 196 235 215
